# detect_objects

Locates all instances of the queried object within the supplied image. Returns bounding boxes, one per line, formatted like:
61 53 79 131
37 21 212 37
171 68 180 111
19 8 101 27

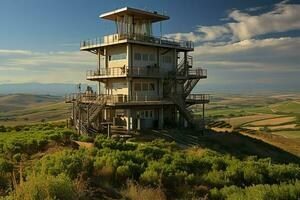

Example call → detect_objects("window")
163 55 172 63
112 82 126 89
145 111 149 118
134 83 141 91
109 53 126 61
149 83 155 91
137 110 154 119
142 83 148 91
149 54 155 61
134 53 141 61
149 110 153 118
142 54 148 61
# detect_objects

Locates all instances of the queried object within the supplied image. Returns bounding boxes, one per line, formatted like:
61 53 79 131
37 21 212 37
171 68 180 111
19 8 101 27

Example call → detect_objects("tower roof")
100 7 169 22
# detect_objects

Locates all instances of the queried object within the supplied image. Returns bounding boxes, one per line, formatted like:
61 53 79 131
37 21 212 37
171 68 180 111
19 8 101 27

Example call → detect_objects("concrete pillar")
127 109 131 134
97 50 101 95
159 106 164 129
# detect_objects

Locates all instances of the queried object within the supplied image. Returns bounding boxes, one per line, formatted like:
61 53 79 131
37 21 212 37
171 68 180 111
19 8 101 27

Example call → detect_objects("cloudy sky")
0 0 300 92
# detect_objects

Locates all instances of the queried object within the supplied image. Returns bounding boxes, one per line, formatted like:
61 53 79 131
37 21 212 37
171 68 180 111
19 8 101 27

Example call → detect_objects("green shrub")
7 173 77 200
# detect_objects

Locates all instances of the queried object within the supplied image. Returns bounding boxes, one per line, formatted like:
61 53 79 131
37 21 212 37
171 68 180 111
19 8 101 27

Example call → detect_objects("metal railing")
188 68 207 77
186 94 210 102
86 66 168 78
66 93 162 104
80 33 194 49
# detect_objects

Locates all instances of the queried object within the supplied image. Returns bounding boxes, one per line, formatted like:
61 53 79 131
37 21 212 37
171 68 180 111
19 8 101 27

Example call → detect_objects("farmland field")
194 92 300 156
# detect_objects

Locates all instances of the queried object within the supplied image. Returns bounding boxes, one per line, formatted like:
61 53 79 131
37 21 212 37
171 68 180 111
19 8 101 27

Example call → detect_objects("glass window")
142 83 148 91
109 53 126 61
149 54 155 61
149 110 153 118
134 83 141 91
163 55 172 63
112 82 126 89
134 53 141 61
142 54 148 61
145 111 149 118
149 83 155 91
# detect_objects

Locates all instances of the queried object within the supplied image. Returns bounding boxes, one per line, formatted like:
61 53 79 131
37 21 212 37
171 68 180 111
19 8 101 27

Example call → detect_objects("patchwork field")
194 92 300 156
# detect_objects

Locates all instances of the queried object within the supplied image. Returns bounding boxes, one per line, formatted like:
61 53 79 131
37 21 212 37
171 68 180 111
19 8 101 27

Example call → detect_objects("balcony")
177 68 207 79
185 94 210 104
80 33 194 50
65 93 172 106
86 66 172 80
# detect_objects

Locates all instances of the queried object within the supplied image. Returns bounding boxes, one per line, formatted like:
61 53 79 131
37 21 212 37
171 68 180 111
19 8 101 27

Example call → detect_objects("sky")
0 0 300 92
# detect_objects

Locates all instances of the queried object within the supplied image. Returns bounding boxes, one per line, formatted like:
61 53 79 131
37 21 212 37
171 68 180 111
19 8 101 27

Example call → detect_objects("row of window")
137 110 154 119
133 82 155 91
109 53 127 61
109 52 172 64
134 53 155 62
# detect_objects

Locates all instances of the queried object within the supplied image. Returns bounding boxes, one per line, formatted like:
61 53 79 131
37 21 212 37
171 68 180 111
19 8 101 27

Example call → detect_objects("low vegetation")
0 123 299 199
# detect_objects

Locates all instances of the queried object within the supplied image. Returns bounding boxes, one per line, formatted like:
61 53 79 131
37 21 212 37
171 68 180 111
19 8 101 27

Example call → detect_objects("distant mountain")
0 82 96 96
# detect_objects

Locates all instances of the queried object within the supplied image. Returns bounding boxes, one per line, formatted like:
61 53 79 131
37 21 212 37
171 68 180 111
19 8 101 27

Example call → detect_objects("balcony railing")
80 33 194 49
177 67 207 78
186 94 210 103
188 68 207 77
65 93 163 104
86 66 170 79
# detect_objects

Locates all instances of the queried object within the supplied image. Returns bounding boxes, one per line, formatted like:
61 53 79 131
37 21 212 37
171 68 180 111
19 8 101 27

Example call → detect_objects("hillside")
0 94 70 126
199 92 300 157
0 123 299 199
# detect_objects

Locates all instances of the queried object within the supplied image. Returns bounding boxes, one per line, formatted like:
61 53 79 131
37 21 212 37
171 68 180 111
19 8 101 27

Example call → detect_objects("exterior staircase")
74 95 107 135
184 79 200 97
171 94 194 124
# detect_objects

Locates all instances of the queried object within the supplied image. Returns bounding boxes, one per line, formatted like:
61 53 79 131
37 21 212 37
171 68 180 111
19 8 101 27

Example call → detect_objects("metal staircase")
169 54 208 125
172 94 194 124
184 79 200 97
70 94 107 135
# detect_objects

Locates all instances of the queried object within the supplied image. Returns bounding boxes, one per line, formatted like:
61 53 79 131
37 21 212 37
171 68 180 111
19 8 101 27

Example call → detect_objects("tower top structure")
100 7 169 22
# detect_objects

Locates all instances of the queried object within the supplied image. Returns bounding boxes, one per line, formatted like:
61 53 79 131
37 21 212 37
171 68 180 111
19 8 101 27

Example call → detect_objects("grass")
272 130 300 139
0 95 70 126
271 101 300 114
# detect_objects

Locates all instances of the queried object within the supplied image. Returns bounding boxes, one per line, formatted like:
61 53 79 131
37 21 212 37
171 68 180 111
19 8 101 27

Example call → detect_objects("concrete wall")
106 44 128 68
106 79 128 95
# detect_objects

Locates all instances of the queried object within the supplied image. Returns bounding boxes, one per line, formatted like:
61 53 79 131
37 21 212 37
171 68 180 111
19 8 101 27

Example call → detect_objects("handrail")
186 94 210 102
188 68 207 77
86 66 168 78
65 93 162 104
80 33 194 49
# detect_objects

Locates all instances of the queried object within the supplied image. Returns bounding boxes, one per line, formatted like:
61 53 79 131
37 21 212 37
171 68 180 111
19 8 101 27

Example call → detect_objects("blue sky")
1 0 300 92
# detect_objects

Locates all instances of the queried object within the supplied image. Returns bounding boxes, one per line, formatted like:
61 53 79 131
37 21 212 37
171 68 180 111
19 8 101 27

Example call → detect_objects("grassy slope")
0 94 70 126
197 93 300 157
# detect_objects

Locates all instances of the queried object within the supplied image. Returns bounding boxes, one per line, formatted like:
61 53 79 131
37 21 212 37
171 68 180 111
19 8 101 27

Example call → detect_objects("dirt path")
75 141 94 149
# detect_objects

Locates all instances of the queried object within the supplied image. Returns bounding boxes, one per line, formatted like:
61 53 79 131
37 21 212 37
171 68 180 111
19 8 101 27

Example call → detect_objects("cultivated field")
194 92 300 156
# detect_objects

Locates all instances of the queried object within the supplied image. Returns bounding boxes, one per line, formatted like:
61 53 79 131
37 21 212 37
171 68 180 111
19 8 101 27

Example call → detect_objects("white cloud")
167 1 300 42
0 49 33 55
0 50 96 83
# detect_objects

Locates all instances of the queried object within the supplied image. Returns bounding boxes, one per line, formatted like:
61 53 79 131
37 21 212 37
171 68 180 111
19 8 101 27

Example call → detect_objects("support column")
202 103 205 133
87 105 90 127
184 51 187 76
97 50 101 95
159 106 164 129
127 109 131 134
78 105 81 134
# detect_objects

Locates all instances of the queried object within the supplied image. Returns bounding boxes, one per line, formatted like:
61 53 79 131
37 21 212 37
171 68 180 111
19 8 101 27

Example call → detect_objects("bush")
7 173 77 200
